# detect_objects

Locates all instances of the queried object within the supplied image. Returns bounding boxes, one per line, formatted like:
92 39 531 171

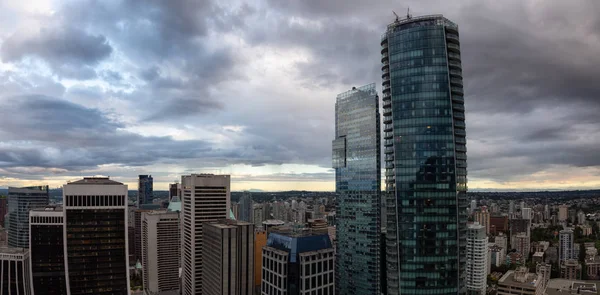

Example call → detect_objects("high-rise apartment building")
474 209 490 235
470 199 476 214
203 220 254 295
559 229 574 262
181 174 230 295
381 14 468 295
332 83 381 295
253 204 264 228
466 223 488 295
558 205 569 222
134 208 152 264
261 228 335 295
238 193 253 222
7 186 49 248
63 177 130 294
29 207 66 294
137 175 154 207
521 208 532 220
142 210 180 295
513 233 530 261
0 247 31 295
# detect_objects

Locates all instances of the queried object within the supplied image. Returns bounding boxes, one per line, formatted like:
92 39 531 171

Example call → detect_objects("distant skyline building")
521 208 532 220
142 210 180 295
466 223 488 295
7 186 49 248
474 209 491 235
203 220 254 295
381 14 468 294
261 228 335 295
470 199 477 214
332 83 381 295
169 182 181 200
181 174 231 295
253 204 264 228
558 205 569 222
63 177 130 294
238 193 253 222
137 174 154 207
0 247 31 295
134 208 152 265
29 207 66 294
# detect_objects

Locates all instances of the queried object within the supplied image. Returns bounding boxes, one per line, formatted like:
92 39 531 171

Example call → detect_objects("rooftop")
0 247 28 254
68 177 123 185
498 268 540 289
546 279 600 295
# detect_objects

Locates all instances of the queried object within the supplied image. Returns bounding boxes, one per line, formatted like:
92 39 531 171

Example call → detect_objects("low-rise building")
506 252 524 265
532 252 544 263
587 256 600 280
497 267 544 295
546 279 600 295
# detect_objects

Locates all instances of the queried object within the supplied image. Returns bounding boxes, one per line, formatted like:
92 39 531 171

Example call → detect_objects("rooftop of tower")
382 14 458 40
68 177 123 185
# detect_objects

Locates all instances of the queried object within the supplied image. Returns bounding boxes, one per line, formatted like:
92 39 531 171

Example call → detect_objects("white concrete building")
558 205 569 222
181 174 230 295
142 210 180 295
522 208 532 220
514 233 531 261
467 223 488 295
0 247 31 295
559 229 574 263
63 177 130 294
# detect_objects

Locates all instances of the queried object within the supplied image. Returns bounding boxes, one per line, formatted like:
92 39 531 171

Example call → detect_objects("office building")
134 208 153 264
141 210 180 295
169 183 181 200
254 230 267 292
560 259 582 280
474 209 490 235
381 14 468 294
238 193 253 223
559 229 574 262
332 83 381 295
0 247 31 295
0 197 7 227
137 175 154 207
261 228 335 295
181 174 230 295
558 205 569 222
203 220 254 295
497 267 543 295
466 223 488 295
7 186 49 248
63 177 130 294
29 207 66 294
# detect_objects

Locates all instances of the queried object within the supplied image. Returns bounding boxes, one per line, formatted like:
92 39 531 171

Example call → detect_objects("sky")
0 0 599 191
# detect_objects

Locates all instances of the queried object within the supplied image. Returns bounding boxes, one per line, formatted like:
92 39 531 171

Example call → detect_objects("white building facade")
466 223 488 295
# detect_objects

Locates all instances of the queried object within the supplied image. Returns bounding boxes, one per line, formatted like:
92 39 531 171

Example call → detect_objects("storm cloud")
0 0 599 190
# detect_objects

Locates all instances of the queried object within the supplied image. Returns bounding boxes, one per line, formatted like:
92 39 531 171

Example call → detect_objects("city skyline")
1 1 600 192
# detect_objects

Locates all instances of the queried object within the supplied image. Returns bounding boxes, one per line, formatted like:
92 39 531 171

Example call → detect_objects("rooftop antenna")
407 7 412 19
392 11 399 22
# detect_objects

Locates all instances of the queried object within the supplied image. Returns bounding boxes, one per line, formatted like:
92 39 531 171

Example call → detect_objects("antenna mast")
407 7 412 19
392 11 399 22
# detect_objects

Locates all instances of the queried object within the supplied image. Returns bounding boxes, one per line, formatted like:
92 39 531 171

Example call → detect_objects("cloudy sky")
0 0 599 191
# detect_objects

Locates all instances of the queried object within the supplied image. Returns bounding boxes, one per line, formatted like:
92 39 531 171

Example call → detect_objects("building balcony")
383 116 392 124
381 46 388 54
384 139 394 147
456 144 467 152
449 60 462 69
383 85 391 93
452 95 464 103
385 146 394 154
450 69 462 78
454 112 465 121
446 26 458 34
446 34 460 44
451 86 464 95
455 129 466 137
381 37 388 45
383 108 392 116
454 120 466 129
383 79 390 86
382 93 391 101
447 43 460 52
451 78 463 87
382 72 390 79
385 169 395 176
382 55 389 63
385 154 394 161
448 52 461 61
386 163 395 169
384 124 393 132
383 99 392 108
382 61 389 71
453 104 465 112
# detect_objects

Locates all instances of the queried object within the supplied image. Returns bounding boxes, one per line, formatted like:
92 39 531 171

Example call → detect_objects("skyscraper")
203 219 254 295
0 247 31 295
134 208 152 264
332 83 381 295
181 174 230 295
559 229 574 263
142 210 180 295
381 14 468 294
7 186 49 248
466 223 488 295
238 193 253 222
261 228 335 295
137 175 154 207
63 177 130 294
29 207 66 294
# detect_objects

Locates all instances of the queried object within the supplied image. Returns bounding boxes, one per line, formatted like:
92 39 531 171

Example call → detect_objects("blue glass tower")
333 83 381 295
137 175 153 207
381 15 468 294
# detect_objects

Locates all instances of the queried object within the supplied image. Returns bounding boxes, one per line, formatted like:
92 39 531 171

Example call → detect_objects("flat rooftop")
0 247 27 254
546 279 600 295
498 270 540 289
69 177 123 185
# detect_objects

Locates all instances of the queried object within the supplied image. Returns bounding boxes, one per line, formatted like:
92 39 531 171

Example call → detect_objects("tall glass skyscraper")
333 83 381 295
137 174 153 207
7 185 49 248
381 15 468 294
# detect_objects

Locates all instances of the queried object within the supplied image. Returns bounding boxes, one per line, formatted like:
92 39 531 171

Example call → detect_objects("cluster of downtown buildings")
0 14 478 295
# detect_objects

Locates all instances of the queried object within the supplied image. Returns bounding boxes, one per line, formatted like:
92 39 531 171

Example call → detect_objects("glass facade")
381 15 468 295
137 175 153 206
333 84 381 295
30 217 67 294
65 209 129 294
7 186 49 248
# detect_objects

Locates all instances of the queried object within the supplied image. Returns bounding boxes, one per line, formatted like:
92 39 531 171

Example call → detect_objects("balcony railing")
449 60 462 69
447 43 460 52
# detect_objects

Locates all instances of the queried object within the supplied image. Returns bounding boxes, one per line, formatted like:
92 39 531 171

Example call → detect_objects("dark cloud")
0 27 112 79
